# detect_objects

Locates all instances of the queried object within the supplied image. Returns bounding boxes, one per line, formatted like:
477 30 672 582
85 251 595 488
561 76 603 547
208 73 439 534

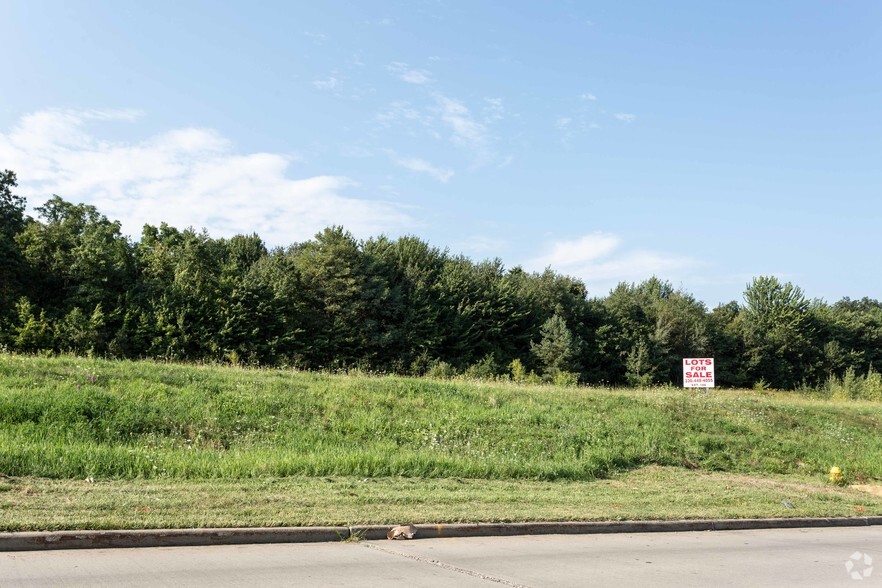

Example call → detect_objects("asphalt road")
2 527 880 587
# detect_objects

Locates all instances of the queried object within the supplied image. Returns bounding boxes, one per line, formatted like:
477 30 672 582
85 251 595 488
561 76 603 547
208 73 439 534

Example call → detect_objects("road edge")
3 517 882 551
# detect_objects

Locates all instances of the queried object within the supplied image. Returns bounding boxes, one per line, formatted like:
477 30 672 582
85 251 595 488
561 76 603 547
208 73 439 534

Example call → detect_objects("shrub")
509 359 527 383
425 360 456 379
464 353 498 381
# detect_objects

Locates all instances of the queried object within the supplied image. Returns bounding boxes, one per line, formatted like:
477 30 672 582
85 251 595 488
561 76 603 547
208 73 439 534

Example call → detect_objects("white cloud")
614 113 636 123
580 93 597 101
312 76 339 90
387 62 433 85
0 109 413 245
387 153 454 183
525 233 696 295
529 233 620 268
434 94 490 159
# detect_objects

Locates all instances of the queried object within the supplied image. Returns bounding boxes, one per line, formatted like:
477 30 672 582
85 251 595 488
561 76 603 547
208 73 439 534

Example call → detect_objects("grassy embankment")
1 354 881 530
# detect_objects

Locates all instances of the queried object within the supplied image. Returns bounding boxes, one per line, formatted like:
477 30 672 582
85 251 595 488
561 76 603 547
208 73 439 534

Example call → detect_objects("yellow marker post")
829 466 842 483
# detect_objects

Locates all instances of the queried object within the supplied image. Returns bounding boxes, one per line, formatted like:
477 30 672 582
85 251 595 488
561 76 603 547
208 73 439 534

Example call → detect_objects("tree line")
2 169 881 391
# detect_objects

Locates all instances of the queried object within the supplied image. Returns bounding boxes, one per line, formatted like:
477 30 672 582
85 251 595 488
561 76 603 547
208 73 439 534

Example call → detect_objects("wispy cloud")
373 73 506 166
555 117 573 131
434 94 491 159
0 109 413 245
303 31 328 42
614 113 636 123
387 62 433 85
374 101 434 130
525 232 696 295
312 76 339 91
483 98 506 123
580 93 597 101
387 152 454 183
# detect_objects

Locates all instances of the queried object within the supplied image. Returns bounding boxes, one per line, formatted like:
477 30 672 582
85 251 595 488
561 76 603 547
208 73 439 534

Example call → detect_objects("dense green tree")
16 197 133 314
13 297 53 352
741 276 817 388
218 248 303 364
812 297 882 379
593 278 710 386
133 224 228 359
56 304 106 356
0 171 29 336
507 267 597 372
706 301 748 386
531 313 581 379
290 226 391 368
435 257 529 371
653 289 710 383
362 235 447 371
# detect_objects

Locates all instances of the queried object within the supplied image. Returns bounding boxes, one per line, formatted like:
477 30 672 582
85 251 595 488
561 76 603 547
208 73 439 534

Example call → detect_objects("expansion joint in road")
361 542 532 588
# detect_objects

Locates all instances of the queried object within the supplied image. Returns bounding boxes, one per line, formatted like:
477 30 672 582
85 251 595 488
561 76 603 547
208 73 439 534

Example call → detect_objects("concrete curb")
3 517 881 552
0 527 348 552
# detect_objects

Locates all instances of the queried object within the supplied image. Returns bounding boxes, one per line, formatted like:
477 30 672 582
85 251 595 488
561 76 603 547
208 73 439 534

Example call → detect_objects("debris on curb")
387 525 417 540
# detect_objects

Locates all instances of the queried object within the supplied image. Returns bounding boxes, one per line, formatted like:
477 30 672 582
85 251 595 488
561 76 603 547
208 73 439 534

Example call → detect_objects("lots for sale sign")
683 358 715 388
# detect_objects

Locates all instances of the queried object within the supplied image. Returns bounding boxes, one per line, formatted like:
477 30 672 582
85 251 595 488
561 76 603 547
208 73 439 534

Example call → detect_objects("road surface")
2 527 880 587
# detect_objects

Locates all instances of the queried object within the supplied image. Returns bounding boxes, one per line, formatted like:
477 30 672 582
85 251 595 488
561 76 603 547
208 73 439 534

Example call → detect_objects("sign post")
683 358 715 392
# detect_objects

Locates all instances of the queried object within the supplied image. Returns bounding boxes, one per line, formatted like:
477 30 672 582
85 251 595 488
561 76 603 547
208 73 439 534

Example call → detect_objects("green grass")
2 467 881 531
1 354 881 483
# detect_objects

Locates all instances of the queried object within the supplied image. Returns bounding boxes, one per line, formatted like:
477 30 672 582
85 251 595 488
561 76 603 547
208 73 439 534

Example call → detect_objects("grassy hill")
2 354 880 482
3 354 882 530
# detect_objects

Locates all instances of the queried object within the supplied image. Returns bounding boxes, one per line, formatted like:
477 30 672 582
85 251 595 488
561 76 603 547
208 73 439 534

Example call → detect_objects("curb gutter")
3 517 881 552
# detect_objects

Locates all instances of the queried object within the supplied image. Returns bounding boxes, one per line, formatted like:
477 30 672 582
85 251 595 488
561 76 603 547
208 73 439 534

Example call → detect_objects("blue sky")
2 1 880 305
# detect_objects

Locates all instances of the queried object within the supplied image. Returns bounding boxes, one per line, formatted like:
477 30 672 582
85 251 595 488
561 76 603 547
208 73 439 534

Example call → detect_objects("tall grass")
824 367 882 401
1 354 881 481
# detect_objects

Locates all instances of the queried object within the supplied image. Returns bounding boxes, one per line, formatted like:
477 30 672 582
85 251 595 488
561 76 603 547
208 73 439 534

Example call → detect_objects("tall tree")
16 196 133 313
594 278 709 386
741 276 817 388
531 313 581 378
292 226 388 368
0 170 28 336
362 235 446 372
14 196 133 354
706 301 748 386
435 257 528 370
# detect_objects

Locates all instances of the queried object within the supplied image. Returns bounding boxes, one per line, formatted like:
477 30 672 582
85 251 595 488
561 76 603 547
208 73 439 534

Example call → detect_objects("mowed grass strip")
1 354 881 481
1 466 880 532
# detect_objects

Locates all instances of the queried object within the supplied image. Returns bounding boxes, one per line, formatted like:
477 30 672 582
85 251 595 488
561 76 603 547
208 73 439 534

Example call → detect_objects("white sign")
683 358 715 388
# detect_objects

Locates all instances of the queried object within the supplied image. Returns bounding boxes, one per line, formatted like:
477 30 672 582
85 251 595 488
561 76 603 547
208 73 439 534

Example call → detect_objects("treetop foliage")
1 169 879 390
